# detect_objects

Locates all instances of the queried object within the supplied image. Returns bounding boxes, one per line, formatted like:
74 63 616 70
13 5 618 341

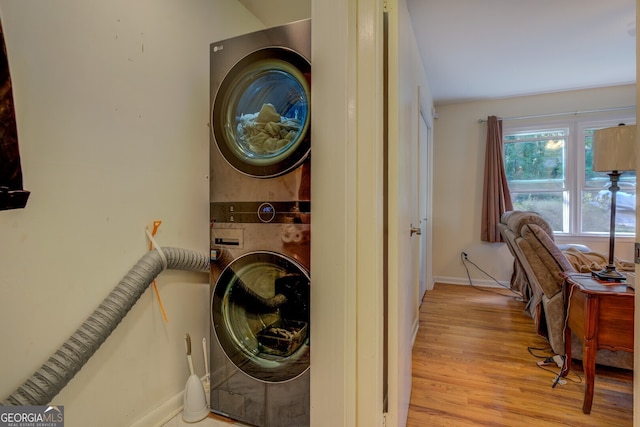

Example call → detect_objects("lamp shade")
592 124 637 172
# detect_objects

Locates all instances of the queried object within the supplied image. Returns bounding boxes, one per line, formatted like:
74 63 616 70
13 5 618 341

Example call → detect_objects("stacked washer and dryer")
208 20 311 427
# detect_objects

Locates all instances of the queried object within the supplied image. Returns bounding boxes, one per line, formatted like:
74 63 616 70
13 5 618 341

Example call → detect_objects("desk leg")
582 295 599 415
562 324 572 377
582 338 595 414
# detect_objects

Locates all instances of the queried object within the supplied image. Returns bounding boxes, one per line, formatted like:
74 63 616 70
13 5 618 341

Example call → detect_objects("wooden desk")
562 274 634 414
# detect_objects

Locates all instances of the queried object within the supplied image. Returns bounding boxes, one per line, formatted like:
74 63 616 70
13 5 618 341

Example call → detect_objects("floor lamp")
591 124 636 282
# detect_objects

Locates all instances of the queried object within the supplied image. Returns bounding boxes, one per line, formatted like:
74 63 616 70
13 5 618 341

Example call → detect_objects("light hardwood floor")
407 283 633 427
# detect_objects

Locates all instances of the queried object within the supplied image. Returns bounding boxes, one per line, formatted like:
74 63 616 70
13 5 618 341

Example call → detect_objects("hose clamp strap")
145 227 168 271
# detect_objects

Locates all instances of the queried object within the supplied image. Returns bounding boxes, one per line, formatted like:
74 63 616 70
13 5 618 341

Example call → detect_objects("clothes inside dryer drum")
232 70 306 159
212 48 311 178
212 251 310 383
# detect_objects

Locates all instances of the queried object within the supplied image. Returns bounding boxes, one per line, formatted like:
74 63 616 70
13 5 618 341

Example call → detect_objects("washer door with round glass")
212 47 311 178
212 251 310 383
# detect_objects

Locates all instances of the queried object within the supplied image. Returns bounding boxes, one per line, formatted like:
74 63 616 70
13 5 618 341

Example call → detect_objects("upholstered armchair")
498 210 632 370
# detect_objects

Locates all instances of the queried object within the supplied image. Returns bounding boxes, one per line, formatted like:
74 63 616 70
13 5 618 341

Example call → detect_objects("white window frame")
503 112 636 238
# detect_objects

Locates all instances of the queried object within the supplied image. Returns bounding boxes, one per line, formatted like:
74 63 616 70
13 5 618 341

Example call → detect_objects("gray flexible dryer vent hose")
1 247 209 406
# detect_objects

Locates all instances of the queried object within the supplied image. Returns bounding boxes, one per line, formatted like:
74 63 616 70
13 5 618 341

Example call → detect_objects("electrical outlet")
635 242 640 264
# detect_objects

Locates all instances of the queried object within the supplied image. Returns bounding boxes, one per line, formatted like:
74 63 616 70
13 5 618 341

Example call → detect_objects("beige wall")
386 0 433 425
0 1 263 426
432 84 636 286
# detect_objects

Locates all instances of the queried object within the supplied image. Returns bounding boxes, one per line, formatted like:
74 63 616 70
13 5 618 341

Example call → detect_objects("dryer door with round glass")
212 251 310 383
212 48 311 178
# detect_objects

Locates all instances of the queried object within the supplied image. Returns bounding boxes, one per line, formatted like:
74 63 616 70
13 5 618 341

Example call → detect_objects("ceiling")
238 0 636 106
407 0 636 105
237 0 310 28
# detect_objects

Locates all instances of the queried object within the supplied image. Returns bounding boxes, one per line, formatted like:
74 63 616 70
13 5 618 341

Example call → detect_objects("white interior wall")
385 0 433 425
308 0 357 424
432 84 636 286
0 2 264 426
311 0 433 425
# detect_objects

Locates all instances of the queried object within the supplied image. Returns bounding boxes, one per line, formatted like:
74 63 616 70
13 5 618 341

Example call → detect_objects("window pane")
584 128 636 190
511 192 566 232
581 189 636 234
504 130 566 191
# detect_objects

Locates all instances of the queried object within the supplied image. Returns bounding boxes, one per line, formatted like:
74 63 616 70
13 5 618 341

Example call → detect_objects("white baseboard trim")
411 315 420 347
433 276 510 289
130 391 183 427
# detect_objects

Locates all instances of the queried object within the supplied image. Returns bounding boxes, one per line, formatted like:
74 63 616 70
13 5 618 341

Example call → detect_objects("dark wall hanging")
0 19 29 211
